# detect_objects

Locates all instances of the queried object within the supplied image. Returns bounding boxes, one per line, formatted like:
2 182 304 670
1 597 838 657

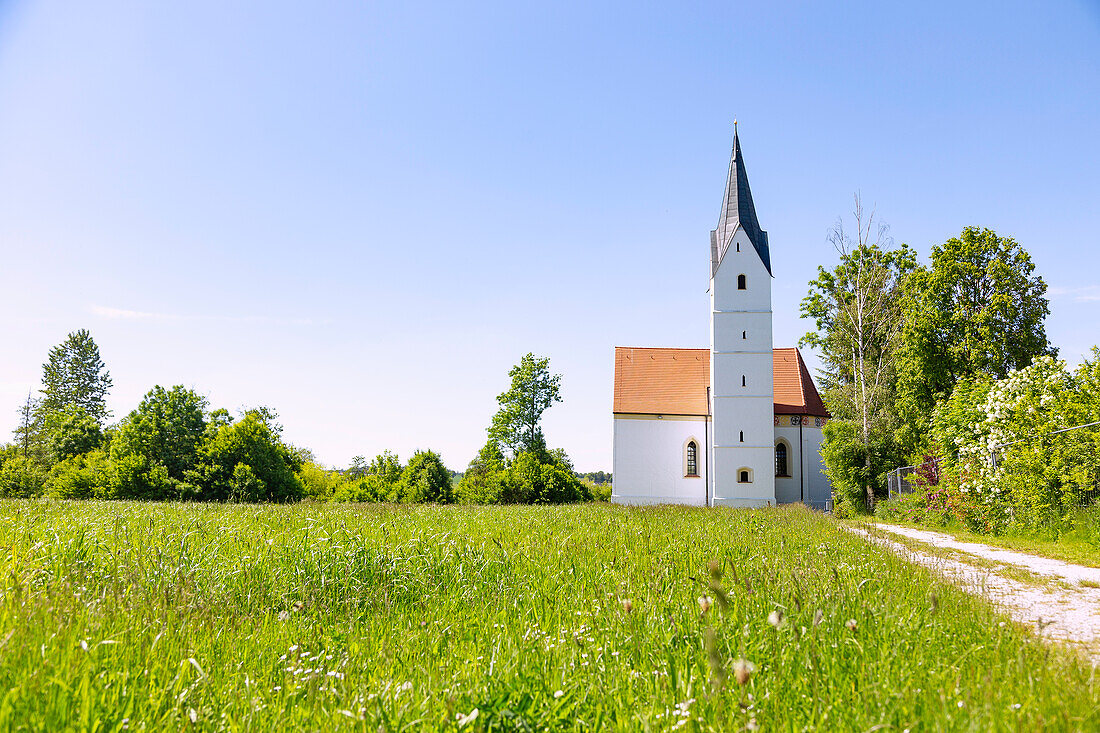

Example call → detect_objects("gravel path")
849 524 1100 665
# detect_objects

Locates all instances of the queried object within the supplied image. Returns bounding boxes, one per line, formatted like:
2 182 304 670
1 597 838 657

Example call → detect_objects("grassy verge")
0 501 1097 730
871 517 1100 569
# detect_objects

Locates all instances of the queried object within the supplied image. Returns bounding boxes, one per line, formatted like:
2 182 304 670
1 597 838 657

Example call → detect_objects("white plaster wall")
712 229 772 313
712 398 775 447
772 424 830 508
773 426 803 505
710 225 775 508
612 416 709 505
712 312 773 353
712 446 773 506
803 427 831 510
712 353 773 397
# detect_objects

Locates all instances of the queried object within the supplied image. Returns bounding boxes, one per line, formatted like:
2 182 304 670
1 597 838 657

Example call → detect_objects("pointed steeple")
710 126 771 276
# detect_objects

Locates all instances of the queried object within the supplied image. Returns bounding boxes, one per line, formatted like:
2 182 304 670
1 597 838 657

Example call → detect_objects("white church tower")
709 127 775 507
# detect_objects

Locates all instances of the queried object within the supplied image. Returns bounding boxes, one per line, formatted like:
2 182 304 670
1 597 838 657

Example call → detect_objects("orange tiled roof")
613 346 829 417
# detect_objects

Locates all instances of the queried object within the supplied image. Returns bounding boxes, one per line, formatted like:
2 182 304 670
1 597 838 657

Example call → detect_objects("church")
612 129 831 508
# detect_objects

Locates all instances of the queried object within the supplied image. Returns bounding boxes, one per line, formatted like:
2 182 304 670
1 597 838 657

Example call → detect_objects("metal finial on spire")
733 119 738 136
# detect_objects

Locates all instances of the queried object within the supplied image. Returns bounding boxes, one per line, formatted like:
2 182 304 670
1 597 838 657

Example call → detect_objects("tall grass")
0 501 1096 730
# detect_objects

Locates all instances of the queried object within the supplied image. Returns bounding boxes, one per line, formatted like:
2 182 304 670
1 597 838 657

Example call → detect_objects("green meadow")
0 502 1096 731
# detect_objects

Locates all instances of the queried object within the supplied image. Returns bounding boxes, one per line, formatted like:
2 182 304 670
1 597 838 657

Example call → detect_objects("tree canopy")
113 386 209 482
800 199 915 510
39 329 112 424
896 227 1053 450
488 353 562 457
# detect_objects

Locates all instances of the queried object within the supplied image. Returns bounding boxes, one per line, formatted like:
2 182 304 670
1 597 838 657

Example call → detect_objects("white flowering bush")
926 352 1100 535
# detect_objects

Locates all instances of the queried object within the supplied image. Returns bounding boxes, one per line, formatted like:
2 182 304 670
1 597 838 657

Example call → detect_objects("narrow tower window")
737 274 747 290
742 375 746 387
739 430 744 443
775 443 788 477
736 242 740 252
686 441 698 477
742 330 747 340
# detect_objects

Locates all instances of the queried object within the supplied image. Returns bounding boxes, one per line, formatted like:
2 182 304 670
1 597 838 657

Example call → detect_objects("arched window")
738 468 753 483
742 330 747 340
736 242 741 252
737 274 747 290
686 441 698 477
741 375 746 387
739 430 744 443
775 443 788 477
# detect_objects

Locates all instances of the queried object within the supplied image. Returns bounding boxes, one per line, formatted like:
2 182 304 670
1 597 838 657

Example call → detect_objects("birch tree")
801 196 915 511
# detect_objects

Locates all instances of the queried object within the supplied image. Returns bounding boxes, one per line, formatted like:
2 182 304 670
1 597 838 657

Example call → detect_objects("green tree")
497 450 590 504
191 412 304 502
295 448 342 500
801 198 916 511
12 390 49 468
457 441 507 504
45 449 113 499
897 227 1053 452
398 450 453 503
488 353 562 457
366 450 404 485
113 386 208 483
346 455 369 480
46 406 104 461
38 329 112 424
0 454 47 497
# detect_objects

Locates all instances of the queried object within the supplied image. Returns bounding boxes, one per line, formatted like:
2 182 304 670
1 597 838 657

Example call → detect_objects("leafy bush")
456 442 506 504
113 386 208 483
46 450 113 499
497 451 591 504
398 450 453 504
922 354 1100 535
191 413 304 502
297 460 342 500
0 454 47 498
820 421 901 513
111 452 172 500
45 406 104 461
332 475 395 503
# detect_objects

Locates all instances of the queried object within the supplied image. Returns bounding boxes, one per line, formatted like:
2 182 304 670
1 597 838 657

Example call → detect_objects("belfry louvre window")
775 443 788 477
686 441 698 477
737 274 747 290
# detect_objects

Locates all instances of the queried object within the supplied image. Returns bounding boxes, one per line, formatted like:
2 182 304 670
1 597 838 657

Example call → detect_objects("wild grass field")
0 502 1096 731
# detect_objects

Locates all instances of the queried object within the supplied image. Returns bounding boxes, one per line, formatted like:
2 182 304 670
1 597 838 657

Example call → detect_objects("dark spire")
710 126 771 276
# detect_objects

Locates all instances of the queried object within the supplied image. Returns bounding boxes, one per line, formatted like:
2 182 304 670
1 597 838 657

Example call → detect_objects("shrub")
0 454 47 498
46 450 113 499
192 413 304 502
497 451 590 504
111 452 172 500
398 450 453 504
113 386 208 483
297 460 342 500
45 406 104 461
332 475 395 503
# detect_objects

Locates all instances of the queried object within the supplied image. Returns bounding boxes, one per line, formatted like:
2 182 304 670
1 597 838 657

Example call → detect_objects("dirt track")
850 524 1100 666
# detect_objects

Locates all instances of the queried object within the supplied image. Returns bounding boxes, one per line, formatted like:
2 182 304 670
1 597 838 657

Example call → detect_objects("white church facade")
612 130 831 509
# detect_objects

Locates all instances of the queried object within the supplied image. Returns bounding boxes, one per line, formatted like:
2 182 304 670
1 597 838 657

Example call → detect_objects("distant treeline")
0 332 608 505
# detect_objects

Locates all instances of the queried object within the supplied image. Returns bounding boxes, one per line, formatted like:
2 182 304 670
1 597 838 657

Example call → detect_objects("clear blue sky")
1 1 1098 472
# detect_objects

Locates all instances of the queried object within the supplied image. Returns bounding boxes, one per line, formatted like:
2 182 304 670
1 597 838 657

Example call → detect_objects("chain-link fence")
886 466 915 500
886 456 947 500
886 420 1100 506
